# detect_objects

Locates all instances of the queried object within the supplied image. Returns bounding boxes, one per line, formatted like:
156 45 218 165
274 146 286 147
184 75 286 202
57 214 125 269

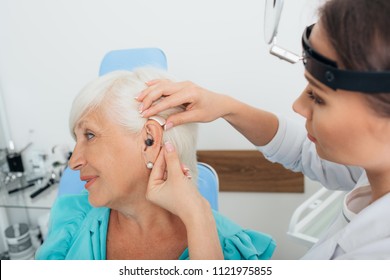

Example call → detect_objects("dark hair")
319 0 390 117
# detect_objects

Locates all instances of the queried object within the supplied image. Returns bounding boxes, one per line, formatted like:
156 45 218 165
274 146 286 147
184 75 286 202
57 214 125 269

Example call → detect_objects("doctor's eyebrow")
304 74 328 92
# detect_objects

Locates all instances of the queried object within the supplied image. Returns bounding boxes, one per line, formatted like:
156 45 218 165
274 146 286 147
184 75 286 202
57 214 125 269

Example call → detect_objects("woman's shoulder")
50 192 93 222
212 211 276 260
35 193 108 259
41 193 94 244
53 192 91 209
49 192 111 231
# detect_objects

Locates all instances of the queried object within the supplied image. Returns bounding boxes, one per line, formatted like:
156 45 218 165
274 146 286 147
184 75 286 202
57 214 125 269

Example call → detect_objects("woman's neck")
111 201 182 234
107 205 187 260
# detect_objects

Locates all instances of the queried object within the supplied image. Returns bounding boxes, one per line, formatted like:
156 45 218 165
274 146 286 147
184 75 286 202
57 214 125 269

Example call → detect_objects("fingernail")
165 141 174 152
164 122 173 130
140 109 149 118
134 95 139 101
184 168 192 179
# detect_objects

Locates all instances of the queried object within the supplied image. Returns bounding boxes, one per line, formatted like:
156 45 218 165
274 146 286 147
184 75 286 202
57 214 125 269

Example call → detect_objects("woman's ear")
142 119 164 166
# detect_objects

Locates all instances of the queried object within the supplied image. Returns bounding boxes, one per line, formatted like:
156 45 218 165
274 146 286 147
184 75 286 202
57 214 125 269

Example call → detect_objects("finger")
141 95 185 118
163 110 201 130
137 80 174 104
138 87 166 114
180 163 189 173
163 142 185 178
136 79 165 101
145 79 161 86
141 89 195 119
148 148 166 185
181 163 192 179
141 82 186 113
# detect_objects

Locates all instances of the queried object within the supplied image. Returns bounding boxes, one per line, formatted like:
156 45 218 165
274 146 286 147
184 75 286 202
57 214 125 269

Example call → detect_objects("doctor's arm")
138 80 363 190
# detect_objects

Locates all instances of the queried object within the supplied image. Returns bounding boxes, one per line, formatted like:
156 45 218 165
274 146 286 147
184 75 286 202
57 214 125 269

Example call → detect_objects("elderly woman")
35 68 275 260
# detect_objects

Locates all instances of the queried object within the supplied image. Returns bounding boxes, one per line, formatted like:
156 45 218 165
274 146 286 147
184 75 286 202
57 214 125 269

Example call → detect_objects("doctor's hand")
146 141 223 260
136 80 231 129
146 141 208 222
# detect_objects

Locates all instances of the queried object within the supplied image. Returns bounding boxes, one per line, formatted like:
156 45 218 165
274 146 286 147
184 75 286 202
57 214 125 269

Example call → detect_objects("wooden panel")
197 150 303 193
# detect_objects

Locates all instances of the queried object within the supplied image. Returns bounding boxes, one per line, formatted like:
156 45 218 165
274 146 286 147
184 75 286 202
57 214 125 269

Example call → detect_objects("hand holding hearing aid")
146 141 207 222
137 80 229 130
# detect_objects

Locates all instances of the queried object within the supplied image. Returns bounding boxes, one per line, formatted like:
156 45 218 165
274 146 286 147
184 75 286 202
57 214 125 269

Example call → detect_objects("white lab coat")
257 116 390 259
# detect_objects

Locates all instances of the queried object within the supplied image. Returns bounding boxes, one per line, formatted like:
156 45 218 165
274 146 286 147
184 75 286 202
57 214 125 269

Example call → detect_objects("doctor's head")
68 68 198 208
292 0 390 168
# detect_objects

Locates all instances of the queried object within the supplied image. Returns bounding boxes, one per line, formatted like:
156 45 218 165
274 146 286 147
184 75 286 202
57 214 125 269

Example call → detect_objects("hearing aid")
148 115 166 127
145 135 154 146
144 115 165 147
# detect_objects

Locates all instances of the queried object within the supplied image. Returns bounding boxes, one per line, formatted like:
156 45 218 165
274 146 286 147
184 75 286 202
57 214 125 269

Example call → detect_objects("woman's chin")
88 195 105 208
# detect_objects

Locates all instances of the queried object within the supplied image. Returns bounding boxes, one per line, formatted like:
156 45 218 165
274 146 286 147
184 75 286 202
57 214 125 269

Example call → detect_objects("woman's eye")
307 90 324 105
85 132 95 140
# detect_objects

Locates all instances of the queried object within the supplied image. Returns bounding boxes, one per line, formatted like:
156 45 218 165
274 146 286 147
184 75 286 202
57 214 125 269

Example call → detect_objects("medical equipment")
264 0 301 63
8 182 35 195
4 223 35 260
145 136 154 147
302 24 390 93
288 188 344 247
264 0 390 93
29 172 57 199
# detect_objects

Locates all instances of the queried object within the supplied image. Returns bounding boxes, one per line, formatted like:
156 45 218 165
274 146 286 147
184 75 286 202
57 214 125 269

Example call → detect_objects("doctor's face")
292 23 390 169
68 109 147 208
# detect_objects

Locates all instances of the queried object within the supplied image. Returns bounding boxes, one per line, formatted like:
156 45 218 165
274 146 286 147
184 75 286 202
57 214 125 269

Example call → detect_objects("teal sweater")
36 193 275 260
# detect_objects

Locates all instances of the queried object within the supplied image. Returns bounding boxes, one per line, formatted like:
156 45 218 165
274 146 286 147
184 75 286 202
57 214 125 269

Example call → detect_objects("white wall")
0 0 323 259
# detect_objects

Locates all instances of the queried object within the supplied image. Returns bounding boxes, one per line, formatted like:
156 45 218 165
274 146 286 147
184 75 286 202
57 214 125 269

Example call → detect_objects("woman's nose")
293 90 312 120
68 145 86 170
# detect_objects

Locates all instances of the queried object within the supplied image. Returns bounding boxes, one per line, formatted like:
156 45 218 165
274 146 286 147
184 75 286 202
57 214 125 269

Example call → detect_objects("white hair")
69 67 198 179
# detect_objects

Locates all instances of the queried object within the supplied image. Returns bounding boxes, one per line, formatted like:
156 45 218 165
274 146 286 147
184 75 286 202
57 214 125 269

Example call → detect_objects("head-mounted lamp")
264 0 390 93
302 24 390 94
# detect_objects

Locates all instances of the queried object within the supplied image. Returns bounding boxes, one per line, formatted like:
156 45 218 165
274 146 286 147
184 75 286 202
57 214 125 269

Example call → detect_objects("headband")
302 24 390 93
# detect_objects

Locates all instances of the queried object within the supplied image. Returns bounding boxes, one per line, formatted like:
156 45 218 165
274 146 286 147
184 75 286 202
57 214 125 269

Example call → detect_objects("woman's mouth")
307 133 317 143
80 176 98 189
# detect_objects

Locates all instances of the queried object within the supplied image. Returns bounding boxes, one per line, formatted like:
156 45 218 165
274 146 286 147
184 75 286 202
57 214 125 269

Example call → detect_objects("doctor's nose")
68 144 86 171
293 89 312 120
